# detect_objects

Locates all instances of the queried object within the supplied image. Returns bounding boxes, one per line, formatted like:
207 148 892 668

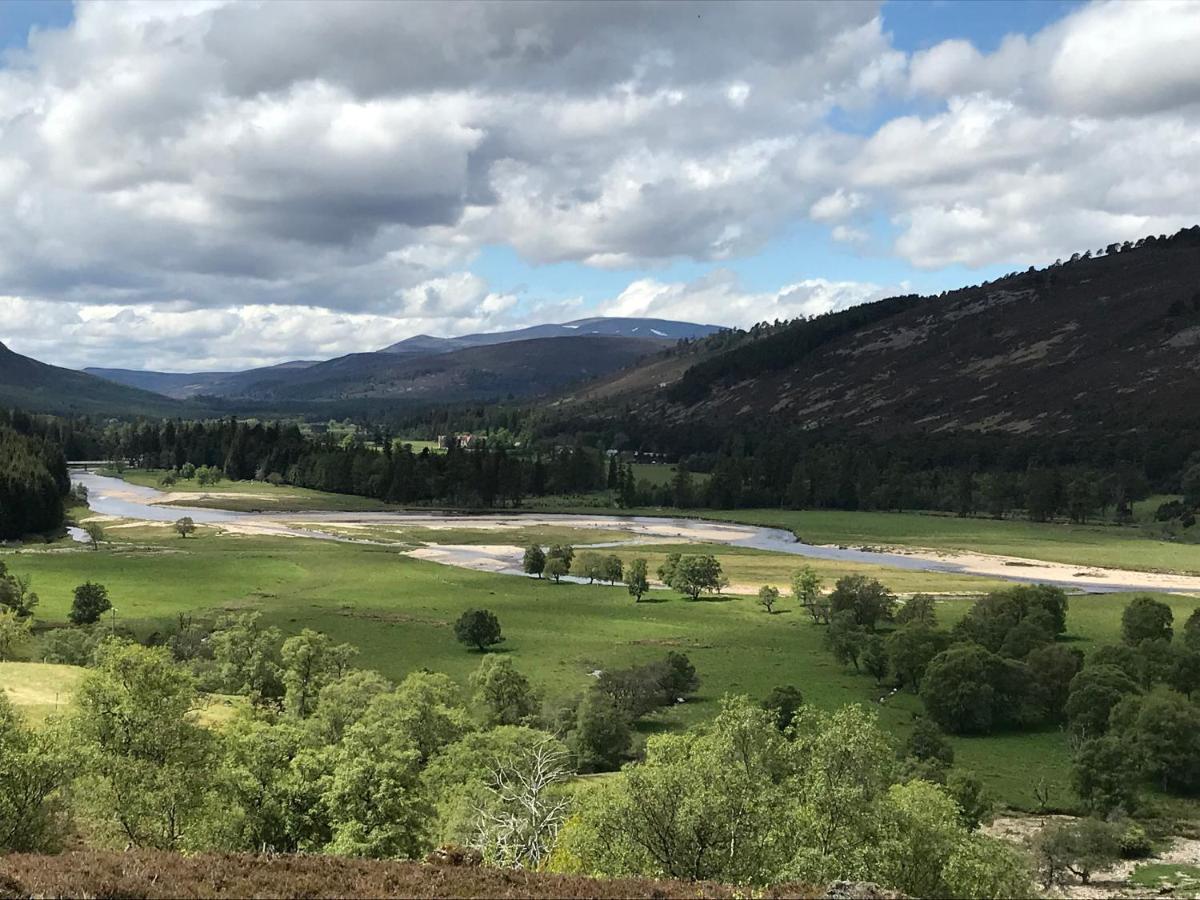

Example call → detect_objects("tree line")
83 417 607 507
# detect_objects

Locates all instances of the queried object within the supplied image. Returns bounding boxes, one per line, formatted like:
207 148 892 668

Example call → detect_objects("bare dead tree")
472 738 573 869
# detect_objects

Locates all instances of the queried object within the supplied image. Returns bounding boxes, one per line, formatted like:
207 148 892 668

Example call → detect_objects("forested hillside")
563 227 1200 436
0 342 189 417
517 227 1200 518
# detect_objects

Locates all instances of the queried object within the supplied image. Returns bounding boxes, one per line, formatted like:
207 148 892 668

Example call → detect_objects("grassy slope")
6 523 1200 813
0 661 83 723
628 463 710 487
0 661 243 727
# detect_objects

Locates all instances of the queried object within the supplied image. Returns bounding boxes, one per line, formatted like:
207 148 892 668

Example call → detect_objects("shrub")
1118 823 1152 860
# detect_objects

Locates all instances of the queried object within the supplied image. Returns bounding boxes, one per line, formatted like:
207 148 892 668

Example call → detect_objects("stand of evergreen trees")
17 404 1199 521
0 416 70 539
84 417 606 507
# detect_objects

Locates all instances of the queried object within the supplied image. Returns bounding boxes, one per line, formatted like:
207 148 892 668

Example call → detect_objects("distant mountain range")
83 360 320 400
378 317 724 354
26 223 1200 437
78 317 724 403
0 316 723 416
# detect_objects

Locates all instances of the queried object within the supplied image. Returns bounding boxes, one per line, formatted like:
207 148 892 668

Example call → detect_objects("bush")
1033 818 1121 886
1118 823 1152 859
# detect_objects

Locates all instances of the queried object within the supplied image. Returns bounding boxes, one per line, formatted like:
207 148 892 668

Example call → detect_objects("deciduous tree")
625 558 649 602
454 608 504 652
69 581 111 626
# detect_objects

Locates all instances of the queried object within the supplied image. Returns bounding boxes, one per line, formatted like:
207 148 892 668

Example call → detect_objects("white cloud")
0 287 526 371
0 0 894 323
810 189 867 222
2 0 1200 369
599 270 890 326
863 1 1200 268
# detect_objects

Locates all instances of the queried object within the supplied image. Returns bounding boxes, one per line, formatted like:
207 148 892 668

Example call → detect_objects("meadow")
5 511 1199 814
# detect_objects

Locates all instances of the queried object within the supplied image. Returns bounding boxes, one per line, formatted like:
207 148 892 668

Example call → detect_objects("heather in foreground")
0 850 825 900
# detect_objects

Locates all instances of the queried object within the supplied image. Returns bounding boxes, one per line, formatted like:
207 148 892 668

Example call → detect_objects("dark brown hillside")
568 228 1200 436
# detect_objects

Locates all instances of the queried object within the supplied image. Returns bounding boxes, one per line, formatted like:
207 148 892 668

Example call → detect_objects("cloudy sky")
1 0 1198 371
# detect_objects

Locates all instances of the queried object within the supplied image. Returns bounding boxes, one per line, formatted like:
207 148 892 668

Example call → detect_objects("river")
70 470 1200 595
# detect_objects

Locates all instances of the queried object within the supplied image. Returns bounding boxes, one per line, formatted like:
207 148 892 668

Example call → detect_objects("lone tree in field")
544 557 569 584
625 558 650 602
455 608 504 652
668 554 727 600
70 581 112 626
173 517 196 539
83 522 104 551
522 545 546 578
757 584 780 614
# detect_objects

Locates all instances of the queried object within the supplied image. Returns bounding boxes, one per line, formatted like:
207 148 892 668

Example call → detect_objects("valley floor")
4 470 1199 815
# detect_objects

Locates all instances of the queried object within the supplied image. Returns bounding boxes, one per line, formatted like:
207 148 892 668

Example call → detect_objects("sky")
1 0 1198 372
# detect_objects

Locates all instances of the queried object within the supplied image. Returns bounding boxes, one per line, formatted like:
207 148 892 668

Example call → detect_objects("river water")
70 470 1199 594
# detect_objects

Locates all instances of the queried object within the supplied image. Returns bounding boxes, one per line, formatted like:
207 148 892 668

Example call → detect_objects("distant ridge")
378 316 725 354
82 316 726 401
218 334 672 402
0 341 188 416
85 360 319 400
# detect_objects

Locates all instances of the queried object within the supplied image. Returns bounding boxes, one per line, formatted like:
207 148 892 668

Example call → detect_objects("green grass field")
6 513 1200 814
1130 863 1200 891
0 661 82 723
394 439 443 454
628 463 710 487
